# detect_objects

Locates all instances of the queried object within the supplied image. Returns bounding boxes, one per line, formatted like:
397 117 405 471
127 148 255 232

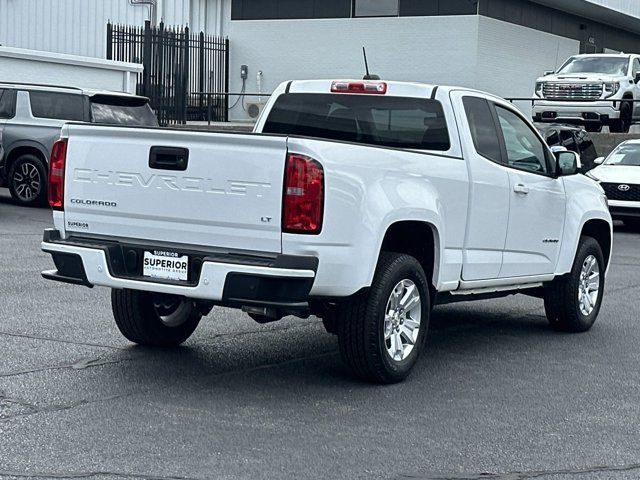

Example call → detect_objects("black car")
535 123 599 172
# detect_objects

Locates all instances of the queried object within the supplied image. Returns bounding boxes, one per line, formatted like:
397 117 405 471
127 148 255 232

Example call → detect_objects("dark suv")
535 123 599 172
0 83 158 206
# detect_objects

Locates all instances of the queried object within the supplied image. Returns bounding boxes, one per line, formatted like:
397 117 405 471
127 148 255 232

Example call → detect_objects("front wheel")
609 102 632 133
111 289 202 346
336 253 430 384
543 237 605 332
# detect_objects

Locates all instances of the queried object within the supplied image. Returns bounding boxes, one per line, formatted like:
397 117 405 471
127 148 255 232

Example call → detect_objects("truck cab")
532 53 640 133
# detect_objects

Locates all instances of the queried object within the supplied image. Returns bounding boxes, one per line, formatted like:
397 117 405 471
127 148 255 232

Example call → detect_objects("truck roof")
285 79 503 102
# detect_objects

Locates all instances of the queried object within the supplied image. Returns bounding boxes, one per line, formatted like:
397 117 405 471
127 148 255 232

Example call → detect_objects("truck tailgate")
62 125 287 253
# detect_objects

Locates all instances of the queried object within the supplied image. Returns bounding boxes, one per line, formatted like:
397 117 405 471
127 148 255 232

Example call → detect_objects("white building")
2 0 640 120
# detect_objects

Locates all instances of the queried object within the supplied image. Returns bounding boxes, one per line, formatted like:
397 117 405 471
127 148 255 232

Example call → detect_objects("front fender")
557 176 612 275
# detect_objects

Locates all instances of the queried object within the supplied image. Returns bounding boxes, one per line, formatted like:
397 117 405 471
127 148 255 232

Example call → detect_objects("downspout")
217 0 223 36
129 0 158 25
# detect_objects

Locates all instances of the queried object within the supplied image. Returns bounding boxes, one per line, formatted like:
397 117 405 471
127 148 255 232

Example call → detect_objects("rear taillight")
48 138 67 210
282 153 324 234
331 81 387 94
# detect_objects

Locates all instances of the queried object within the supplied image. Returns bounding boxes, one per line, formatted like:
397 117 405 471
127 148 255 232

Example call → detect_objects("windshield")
557 56 629 75
90 95 158 126
604 146 640 166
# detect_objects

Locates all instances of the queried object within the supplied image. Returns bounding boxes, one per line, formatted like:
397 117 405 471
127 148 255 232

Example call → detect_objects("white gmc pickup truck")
41 79 612 383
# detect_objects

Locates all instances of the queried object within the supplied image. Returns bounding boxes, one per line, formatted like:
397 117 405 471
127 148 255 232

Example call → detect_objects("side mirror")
635 72 640 84
544 70 555 76
594 156 605 165
555 151 580 176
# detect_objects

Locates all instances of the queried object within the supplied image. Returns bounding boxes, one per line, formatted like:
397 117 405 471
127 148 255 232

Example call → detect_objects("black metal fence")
107 21 229 126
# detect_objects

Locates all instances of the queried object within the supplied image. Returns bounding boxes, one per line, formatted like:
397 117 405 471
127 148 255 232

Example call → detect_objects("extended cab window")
29 91 85 121
263 93 450 151
495 106 548 174
0 89 16 119
90 95 158 127
462 96 502 163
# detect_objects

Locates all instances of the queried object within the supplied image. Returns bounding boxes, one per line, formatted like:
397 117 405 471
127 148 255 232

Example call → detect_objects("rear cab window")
90 94 158 127
262 93 451 152
29 91 86 121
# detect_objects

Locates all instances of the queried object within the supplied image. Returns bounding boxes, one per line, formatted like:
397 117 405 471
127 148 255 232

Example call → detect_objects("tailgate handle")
149 146 189 171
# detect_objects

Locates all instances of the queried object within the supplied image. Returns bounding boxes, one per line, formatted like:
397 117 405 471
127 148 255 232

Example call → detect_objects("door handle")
513 184 530 194
149 146 189 171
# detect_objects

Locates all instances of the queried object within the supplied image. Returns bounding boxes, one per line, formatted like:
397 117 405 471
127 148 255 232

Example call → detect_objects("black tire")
543 237 605 332
111 289 202 346
8 154 48 207
336 253 430 384
609 102 632 133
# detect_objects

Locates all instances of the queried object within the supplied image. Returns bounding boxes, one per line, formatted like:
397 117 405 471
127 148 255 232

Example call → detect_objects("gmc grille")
601 182 640 202
543 83 603 101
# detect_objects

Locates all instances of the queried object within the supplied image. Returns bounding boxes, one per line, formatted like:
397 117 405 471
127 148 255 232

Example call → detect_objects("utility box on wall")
0 47 143 94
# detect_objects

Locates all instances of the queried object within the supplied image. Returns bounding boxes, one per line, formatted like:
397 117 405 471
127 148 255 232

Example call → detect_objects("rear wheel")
111 289 202 346
8 154 47 207
609 102 632 133
336 253 430 384
543 237 605 332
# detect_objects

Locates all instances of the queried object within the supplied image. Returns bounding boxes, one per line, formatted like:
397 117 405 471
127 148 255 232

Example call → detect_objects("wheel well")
380 221 436 286
6 146 47 170
581 219 611 268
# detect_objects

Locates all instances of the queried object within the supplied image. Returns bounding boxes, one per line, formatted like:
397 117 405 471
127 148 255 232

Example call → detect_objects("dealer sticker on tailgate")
143 251 189 281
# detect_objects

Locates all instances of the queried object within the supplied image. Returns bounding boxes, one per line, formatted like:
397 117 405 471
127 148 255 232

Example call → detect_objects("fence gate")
107 20 229 126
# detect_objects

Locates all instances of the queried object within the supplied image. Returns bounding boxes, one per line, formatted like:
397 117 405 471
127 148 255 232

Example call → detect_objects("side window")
633 58 640 76
462 96 502 163
29 91 85 121
0 89 16 119
560 130 578 152
495 106 548 174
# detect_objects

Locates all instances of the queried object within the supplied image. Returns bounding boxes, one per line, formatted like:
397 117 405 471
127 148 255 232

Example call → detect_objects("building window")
400 0 477 16
230 0 476 20
231 0 351 20
354 0 399 17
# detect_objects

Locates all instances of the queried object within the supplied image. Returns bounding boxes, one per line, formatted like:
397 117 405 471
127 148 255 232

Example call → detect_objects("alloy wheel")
13 162 41 202
384 279 422 362
578 255 600 316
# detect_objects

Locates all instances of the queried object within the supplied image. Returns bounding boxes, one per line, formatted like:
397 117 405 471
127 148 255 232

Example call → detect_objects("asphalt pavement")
1 188 640 480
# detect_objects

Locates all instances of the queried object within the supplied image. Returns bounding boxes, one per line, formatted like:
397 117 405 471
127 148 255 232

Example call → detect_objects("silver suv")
0 83 158 206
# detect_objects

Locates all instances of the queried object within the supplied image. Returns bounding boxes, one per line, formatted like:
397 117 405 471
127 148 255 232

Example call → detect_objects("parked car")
41 79 612 384
0 82 158 206
535 123 599 172
587 140 640 228
532 53 640 133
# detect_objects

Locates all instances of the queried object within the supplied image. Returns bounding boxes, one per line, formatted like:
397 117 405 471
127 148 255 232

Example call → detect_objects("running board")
449 282 543 296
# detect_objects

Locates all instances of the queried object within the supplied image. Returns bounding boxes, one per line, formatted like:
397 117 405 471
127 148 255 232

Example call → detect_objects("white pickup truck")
533 53 640 133
41 79 612 383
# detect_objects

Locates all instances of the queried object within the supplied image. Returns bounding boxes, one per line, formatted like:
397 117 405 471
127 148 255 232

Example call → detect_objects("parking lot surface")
1 188 640 480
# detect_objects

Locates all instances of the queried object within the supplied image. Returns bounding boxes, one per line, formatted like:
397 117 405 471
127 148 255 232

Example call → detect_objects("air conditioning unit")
246 101 267 119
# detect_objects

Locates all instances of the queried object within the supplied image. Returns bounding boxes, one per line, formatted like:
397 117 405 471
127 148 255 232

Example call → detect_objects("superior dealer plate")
143 251 189 281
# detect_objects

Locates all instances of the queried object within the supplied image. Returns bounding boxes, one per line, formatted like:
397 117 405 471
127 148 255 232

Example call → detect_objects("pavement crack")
0 330 126 351
0 469 204 479
408 462 640 479
0 392 134 423
0 355 134 379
